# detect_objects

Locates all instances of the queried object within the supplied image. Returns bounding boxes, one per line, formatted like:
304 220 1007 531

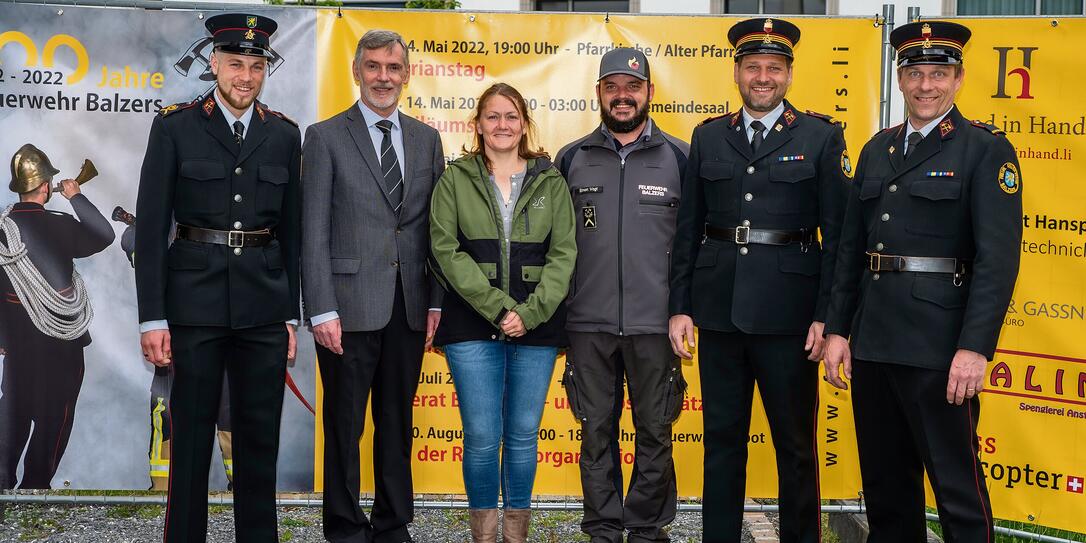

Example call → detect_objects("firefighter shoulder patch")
840 149 853 178
998 162 1020 194
159 100 194 117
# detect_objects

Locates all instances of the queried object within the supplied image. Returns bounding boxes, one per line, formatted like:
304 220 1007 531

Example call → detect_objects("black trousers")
852 359 994 543
318 281 425 543
0 319 84 490
698 330 820 543
163 323 288 543
566 332 684 543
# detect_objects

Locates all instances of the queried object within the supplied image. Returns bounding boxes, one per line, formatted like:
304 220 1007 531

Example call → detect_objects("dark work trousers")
0 313 85 490
163 322 288 543
852 359 994 543
698 329 820 543
566 332 684 543
318 278 425 543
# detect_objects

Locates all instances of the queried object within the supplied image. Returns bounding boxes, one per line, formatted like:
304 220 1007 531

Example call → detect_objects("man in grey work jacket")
556 47 690 543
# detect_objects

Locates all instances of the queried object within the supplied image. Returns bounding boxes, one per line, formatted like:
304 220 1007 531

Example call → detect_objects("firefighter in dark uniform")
824 21 1022 542
0 144 114 490
668 18 850 543
116 212 234 491
134 13 300 543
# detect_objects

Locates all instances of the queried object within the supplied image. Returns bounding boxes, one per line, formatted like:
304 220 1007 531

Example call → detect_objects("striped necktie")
376 120 403 210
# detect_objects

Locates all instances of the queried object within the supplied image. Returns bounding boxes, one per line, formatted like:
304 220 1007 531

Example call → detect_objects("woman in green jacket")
429 83 576 543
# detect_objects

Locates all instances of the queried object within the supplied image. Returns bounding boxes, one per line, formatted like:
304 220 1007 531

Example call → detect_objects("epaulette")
258 104 298 127
880 123 903 135
159 99 197 118
804 110 840 125
970 119 1005 136
698 112 732 127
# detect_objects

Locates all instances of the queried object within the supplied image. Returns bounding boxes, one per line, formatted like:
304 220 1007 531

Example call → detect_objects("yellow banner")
313 9 880 500
950 18 1086 534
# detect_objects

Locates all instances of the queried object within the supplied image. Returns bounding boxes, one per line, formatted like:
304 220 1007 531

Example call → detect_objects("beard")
217 80 259 111
600 98 650 134
739 83 785 113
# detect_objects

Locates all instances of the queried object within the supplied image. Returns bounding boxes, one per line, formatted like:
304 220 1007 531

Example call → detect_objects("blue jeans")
444 340 558 509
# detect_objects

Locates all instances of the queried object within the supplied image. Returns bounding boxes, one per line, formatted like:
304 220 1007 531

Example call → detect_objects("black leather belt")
176 225 273 247
705 224 815 246
866 252 970 275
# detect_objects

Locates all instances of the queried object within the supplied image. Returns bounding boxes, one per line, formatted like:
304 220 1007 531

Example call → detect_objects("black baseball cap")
598 48 650 81
205 13 278 59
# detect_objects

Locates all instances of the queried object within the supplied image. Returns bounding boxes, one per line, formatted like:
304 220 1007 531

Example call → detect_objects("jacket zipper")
618 157 626 336
638 198 677 207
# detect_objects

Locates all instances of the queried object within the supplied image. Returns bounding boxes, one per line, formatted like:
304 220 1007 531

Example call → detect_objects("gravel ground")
0 501 759 542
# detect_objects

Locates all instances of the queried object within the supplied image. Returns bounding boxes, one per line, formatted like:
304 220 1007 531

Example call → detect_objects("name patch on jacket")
576 186 603 195
638 184 668 197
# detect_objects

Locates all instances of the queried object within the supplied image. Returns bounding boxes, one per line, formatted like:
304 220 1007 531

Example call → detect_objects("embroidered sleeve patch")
998 162 1020 194
840 149 853 178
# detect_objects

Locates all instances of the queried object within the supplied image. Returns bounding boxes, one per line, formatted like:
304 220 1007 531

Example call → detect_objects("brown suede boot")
470 508 499 543
501 508 531 543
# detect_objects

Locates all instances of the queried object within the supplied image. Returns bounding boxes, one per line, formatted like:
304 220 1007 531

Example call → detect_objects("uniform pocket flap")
769 162 816 183
694 245 719 268
167 242 208 270
477 262 498 280
258 165 289 185
179 160 225 181
859 177 883 200
521 265 543 282
910 180 961 201
701 161 733 181
911 276 966 309
263 245 283 270
778 250 820 276
331 257 360 274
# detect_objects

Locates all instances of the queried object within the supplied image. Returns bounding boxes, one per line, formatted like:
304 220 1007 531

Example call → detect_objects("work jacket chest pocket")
256 164 289 218
700 161 733 213
905 180 962 238
767 162 817 215
178 159 227 216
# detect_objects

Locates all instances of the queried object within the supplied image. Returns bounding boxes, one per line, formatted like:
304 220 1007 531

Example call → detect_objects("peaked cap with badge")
727 17 801 59
824 18 1022 543
204 13 278 60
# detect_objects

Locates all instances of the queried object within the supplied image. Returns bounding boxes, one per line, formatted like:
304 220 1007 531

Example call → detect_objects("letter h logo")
992 47 1038 99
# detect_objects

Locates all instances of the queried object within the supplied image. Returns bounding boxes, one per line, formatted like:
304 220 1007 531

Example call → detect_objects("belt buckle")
868 252 882 272
228 230 245 248
734 225 750 245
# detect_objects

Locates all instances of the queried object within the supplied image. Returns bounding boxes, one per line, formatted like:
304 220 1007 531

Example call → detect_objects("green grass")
280 528 294 541
14 509 65 541
821 513 841 543
281 516 310 528
207 504 231 515
926 516 1086 542
529 511 587 543
105 504 163 520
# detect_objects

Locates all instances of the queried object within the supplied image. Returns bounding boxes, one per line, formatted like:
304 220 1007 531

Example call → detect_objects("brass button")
491 334 497 340
888 184 898 193
233 248 242 256
233 221 243 229
742 220 751 227
872 273 880 280
234 194 242 203
881 213 890 222
234 167 243 175
876 242 885 251
746 166 755 174
744 193 753 202
391 261 399 267
739 247 749 255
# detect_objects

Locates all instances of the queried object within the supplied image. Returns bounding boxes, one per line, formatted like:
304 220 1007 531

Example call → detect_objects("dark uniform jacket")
670 100 850 334
135 92 301 329
557 121 689 336
825 106 1023 369
0 196 114 347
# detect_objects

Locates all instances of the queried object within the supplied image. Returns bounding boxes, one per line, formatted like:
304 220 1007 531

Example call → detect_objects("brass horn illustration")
52 159 98 192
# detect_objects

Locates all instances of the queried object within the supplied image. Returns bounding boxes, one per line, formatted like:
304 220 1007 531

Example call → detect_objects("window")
536 0 631 11
956 0 1085 14
717 0 827 14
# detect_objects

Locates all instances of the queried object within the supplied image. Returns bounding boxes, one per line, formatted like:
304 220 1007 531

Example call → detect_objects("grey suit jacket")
301 104 445 332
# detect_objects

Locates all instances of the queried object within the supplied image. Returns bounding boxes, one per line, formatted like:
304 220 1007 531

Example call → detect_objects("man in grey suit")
301 30 444 543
